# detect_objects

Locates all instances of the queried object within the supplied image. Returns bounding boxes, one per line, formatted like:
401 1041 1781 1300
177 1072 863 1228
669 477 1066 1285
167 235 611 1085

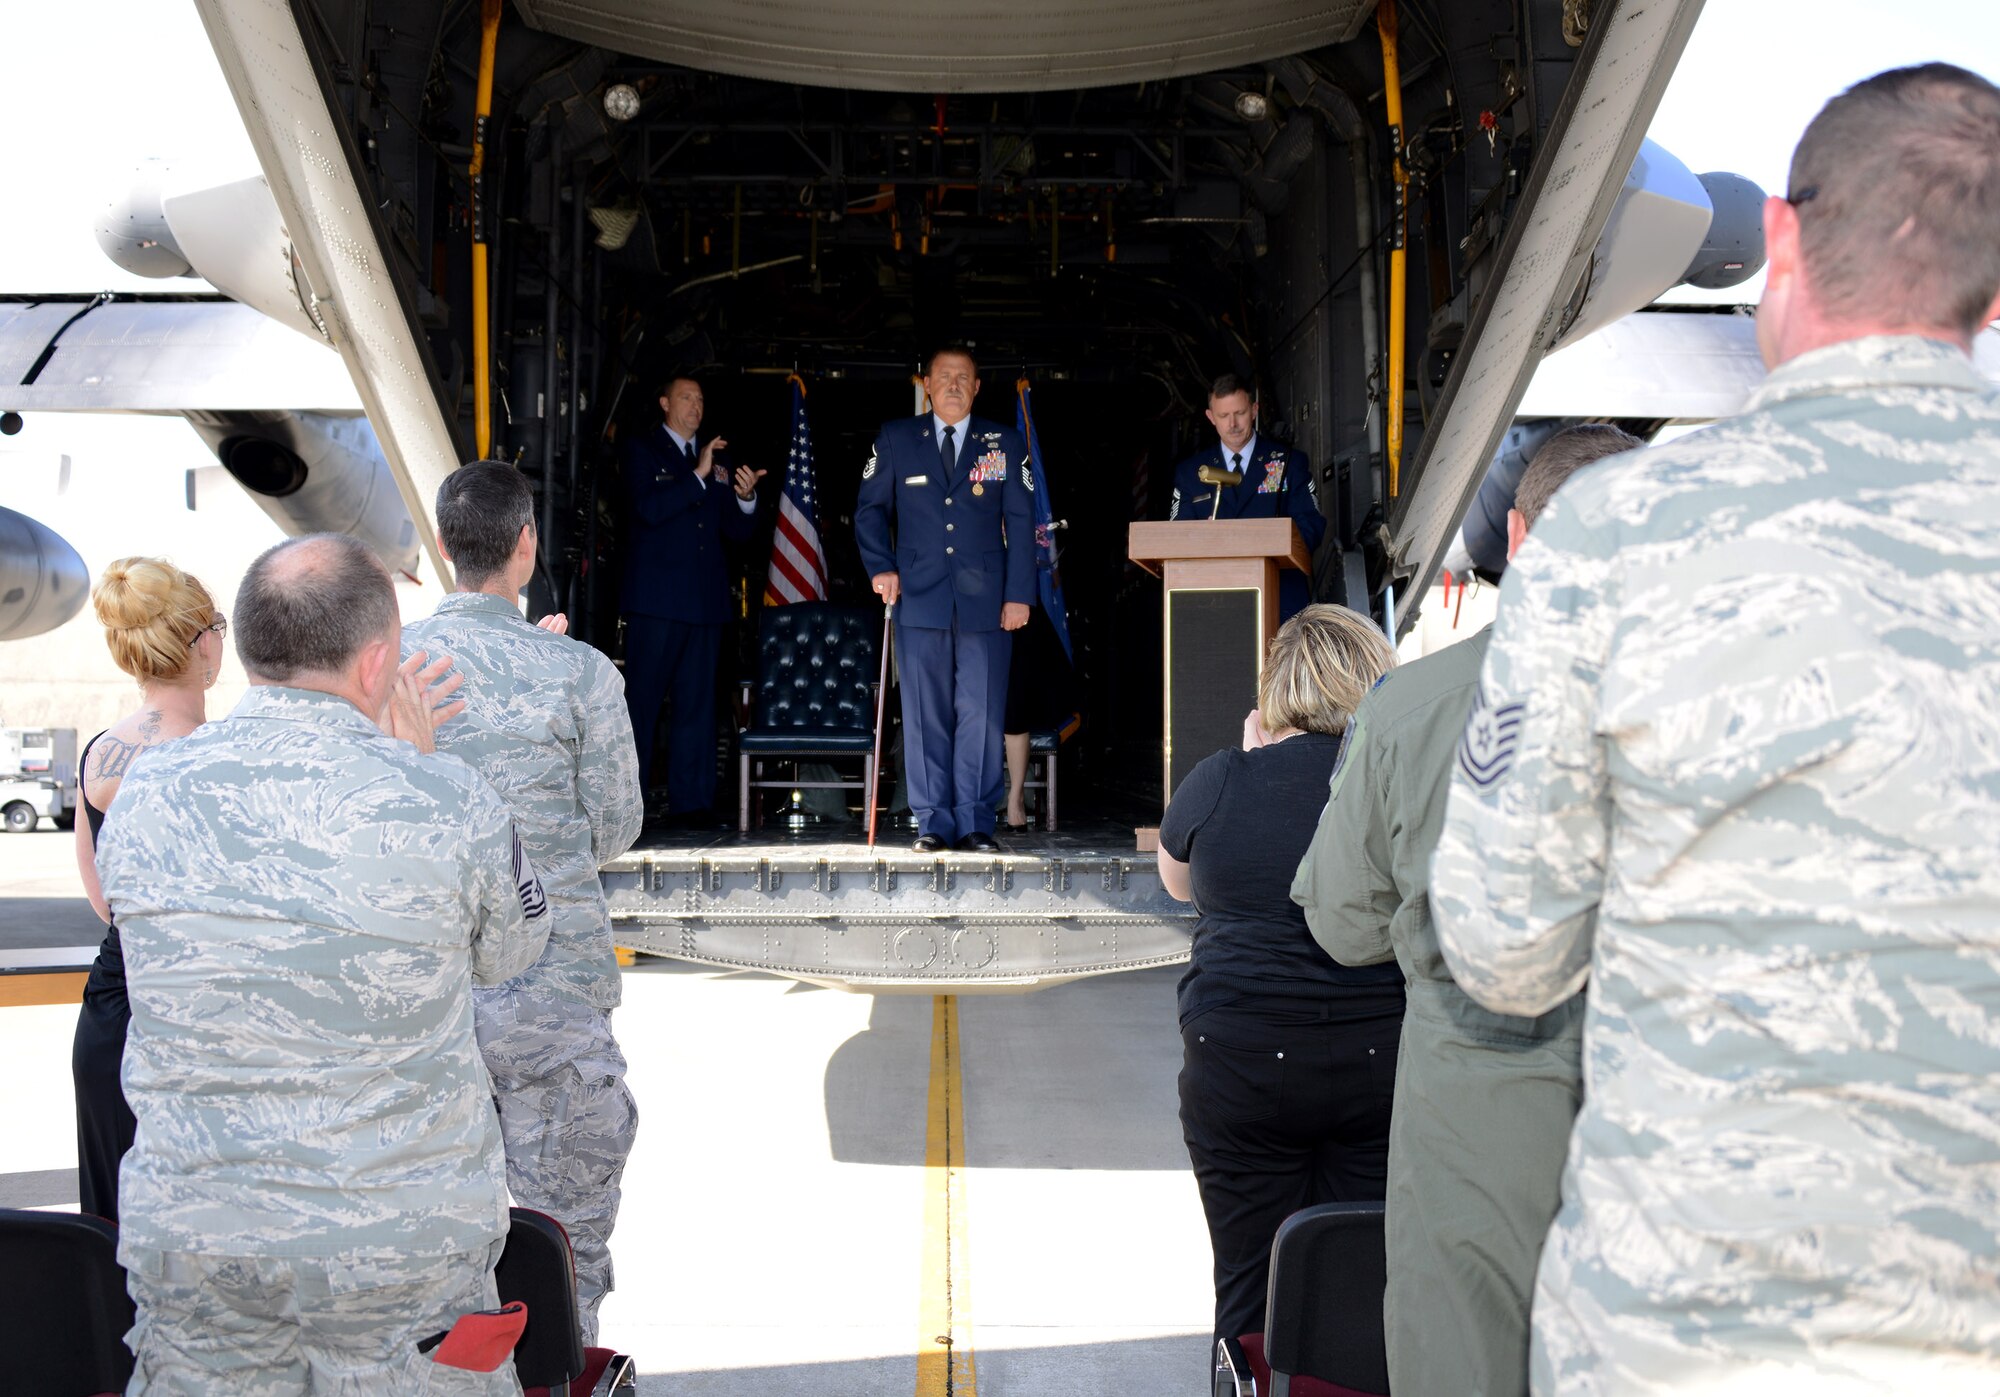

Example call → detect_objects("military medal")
973 483 984 496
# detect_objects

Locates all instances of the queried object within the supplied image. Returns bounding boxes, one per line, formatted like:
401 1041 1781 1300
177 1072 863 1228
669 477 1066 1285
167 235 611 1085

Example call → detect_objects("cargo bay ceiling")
195 0 1702 626
508 0 1384 90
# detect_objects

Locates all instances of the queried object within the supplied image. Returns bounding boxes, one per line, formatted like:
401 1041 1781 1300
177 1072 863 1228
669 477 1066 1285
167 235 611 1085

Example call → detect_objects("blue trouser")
896 622 1010 843
623 614 723 812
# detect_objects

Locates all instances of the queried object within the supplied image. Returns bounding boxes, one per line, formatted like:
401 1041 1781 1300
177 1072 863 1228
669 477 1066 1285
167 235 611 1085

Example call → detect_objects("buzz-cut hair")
924 344 980 377
658 371 701 399
436 460 535 589
1514 424 1645 529
1208 373 1256 405
1789 63 2000 338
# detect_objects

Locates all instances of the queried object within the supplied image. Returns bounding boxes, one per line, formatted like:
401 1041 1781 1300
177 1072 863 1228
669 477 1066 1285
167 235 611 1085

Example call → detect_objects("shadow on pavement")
823 966 1192 1170
636 1330 1207 1395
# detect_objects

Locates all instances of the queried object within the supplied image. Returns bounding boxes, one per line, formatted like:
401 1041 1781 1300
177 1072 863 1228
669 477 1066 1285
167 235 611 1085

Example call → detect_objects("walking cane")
866 601 894 848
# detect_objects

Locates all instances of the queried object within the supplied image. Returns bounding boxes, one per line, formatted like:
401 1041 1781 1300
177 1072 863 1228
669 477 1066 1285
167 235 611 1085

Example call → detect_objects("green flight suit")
1292 627 1582 1397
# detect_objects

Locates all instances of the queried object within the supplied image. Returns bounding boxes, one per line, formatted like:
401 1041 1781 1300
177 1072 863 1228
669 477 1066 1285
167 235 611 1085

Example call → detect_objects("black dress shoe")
913 833 950 853
1003 821 1031 834
957 831 1000 853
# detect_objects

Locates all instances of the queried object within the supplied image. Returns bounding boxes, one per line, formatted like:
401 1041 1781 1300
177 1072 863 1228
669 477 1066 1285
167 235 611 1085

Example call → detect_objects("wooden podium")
1128 519 1312 849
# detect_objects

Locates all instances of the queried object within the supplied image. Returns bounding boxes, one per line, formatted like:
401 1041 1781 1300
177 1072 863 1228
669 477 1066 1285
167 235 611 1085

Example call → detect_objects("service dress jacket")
1168 437 1325 555
854 414 1036 632
618 423 757 625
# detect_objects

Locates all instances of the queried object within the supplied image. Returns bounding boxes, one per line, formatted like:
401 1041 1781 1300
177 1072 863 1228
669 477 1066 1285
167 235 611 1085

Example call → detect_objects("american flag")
764 375 829 605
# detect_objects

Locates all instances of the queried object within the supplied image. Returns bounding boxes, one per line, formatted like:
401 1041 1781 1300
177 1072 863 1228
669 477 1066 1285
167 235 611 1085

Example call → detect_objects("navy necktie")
1231 451 1243 477
940 424 956 478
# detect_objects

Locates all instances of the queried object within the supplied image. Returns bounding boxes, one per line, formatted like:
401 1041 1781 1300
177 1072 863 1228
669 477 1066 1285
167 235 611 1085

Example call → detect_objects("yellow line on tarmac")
918 994 977 1397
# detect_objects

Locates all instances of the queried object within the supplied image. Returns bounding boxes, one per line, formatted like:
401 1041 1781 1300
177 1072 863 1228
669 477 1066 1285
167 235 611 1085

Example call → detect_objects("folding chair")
1258 1201 1391 1397
496 1207 636 1397
0 1207 135 1396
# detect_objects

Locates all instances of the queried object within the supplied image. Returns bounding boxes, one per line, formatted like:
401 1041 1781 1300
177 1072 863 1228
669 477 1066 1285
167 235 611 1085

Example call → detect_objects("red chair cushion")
1238 1332 1384 1397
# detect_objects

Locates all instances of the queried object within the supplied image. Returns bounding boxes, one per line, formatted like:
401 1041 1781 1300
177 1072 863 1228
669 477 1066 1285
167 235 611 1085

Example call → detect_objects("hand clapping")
380 650 467 754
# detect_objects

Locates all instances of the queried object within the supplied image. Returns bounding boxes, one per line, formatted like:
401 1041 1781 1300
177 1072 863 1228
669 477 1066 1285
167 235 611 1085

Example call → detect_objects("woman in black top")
71 557 223 1221
1158 602 1402 1361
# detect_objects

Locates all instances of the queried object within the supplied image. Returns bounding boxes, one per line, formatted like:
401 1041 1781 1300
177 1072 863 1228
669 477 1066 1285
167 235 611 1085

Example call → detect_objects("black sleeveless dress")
70 732 136 1221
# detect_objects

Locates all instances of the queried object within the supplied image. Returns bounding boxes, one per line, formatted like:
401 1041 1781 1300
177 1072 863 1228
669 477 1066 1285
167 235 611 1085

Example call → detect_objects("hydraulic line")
470 0 502 460
1378 0 1409 497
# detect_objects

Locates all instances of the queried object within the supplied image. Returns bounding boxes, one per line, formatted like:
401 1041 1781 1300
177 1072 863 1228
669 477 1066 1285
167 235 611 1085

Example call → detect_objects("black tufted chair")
737 602 882 831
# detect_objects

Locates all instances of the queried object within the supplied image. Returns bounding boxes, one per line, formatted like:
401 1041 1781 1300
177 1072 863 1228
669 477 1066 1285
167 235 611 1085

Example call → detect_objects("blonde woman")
71 558 224 1222
1156 603 1404 1366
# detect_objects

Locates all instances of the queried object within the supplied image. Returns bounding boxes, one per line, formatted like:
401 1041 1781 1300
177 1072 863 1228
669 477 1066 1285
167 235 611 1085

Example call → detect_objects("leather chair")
736 602 880 832
0 1207 135 1396
1020 711 1081 832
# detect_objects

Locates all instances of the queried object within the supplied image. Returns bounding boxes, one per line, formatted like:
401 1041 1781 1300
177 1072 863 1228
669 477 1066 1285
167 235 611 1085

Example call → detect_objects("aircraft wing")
1518 307 1767 420
1518 308 2000 421
0 297 361 415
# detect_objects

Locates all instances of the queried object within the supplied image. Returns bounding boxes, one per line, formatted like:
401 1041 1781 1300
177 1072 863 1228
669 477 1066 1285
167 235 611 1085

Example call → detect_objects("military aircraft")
4 1 1761 639
2 0 1789 987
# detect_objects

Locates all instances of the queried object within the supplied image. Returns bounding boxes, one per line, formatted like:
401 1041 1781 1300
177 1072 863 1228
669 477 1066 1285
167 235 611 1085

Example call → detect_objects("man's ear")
1763 195 1801 282
516 522 537 564
1506 508 1529 563
355 633 397 708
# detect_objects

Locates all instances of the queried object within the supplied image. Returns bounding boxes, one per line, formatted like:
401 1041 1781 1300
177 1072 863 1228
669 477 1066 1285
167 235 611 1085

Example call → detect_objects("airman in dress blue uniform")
856 347 1034 851
1168 373 1325 616
619 376 765 821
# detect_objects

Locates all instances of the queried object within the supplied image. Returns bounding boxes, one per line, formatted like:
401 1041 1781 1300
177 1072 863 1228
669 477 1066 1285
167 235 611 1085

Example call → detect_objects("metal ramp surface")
604 821 1191 992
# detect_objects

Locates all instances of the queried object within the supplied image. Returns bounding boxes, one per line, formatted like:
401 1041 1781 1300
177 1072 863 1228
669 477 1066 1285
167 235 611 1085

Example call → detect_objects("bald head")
236 534 399 684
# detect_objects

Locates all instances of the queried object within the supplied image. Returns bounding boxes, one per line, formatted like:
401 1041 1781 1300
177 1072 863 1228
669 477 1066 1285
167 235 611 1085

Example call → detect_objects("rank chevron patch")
1458 684 1526 789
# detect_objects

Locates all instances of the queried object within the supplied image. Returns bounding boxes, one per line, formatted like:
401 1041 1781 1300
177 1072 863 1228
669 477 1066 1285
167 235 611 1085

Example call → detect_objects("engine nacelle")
1552 143 1767 352
97 164 330 345
184 412 420 578
0 507 90 641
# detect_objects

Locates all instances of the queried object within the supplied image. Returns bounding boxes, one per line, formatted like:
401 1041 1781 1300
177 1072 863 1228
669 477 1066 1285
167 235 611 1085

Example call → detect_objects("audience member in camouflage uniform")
1433 65 2000 1395
99 533 550 1394
404 461 646 1343
1293 426 1640 1397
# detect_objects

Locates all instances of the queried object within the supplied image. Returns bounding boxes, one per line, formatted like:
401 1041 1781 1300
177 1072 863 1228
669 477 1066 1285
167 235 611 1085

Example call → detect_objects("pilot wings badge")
1457 684 1525 789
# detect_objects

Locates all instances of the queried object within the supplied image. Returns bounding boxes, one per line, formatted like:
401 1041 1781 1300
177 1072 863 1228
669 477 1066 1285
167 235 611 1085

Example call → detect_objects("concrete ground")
0 828 1214 1394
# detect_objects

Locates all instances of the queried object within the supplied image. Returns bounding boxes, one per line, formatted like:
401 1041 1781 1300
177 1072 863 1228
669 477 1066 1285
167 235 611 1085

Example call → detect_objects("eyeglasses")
198 616 228 643
1786 186 1819 207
